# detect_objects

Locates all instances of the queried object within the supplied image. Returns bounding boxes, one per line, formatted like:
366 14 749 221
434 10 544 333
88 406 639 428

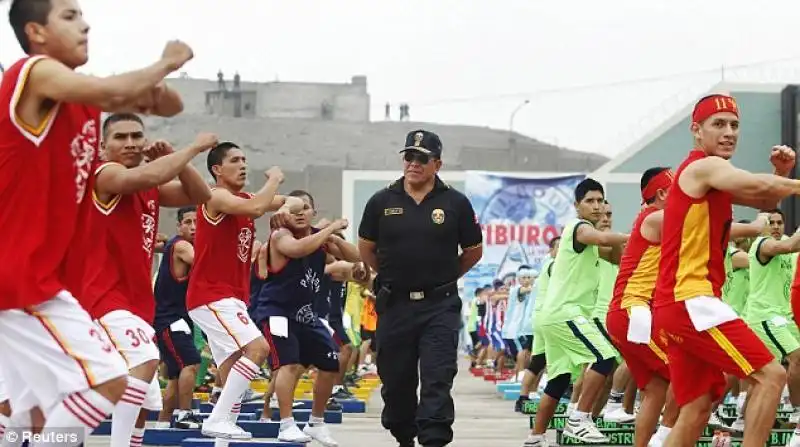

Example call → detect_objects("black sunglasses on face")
403 151 433 164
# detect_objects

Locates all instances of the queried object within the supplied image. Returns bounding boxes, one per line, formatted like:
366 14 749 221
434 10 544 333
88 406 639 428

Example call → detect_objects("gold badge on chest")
431 208 445 224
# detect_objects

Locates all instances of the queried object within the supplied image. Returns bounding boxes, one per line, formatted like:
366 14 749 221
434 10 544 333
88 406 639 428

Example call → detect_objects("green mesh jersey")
592 259 619 320
722 246 749 316
467 299 478 331
531 257 554 325
539 219 600 324
745 236 793 322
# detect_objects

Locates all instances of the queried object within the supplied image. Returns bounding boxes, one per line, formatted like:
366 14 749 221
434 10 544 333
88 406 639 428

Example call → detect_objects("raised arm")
27 41 192 113
731 250 749 269
96 141 211 197
575 224 629 247
758 232 800 260
207 167 284 218
730 214 768 239
326 234 361 263
272 220 348 259
158 134 219 207
685 156 800 209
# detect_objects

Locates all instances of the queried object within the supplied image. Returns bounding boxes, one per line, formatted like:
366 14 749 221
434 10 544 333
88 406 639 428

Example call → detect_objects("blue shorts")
491 331 505 351
156 325 202 379
261 319 340 372
329 319 351 347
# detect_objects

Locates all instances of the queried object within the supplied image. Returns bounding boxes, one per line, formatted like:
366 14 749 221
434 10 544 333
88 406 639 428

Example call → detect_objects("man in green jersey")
723 221 754 316
588 201 626 419
524 178 628 446
744 209 800 438
514 236 560 413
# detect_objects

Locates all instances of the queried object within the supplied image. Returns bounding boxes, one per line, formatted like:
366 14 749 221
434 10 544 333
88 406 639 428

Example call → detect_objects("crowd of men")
8 1 800 447
466 91 800 447
0 1 389 446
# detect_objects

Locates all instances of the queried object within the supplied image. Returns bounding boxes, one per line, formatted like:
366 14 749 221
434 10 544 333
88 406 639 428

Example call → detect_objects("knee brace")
590 357 616 376
543 373 571 400
527 353 546 375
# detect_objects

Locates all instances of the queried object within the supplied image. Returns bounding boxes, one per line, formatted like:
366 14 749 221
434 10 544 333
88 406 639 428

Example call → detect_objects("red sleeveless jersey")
81 162 160 322
610 206 661 312
186 190 256 309
0 56 100 309
654 150 732 306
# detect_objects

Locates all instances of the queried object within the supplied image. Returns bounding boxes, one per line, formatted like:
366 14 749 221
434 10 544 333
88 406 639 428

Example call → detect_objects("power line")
407 55 800 107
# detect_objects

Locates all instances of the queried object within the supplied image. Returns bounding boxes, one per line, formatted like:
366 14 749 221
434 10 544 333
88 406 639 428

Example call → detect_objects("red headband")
641 169 674 204
692 95 739 123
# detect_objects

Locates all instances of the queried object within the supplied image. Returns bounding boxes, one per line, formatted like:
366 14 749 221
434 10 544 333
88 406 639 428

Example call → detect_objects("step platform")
553 428 792 446
520 401 570 415
181 439 304 447
496 383 521 393
503 390 520 400
198 399 366 414
529 415 633 430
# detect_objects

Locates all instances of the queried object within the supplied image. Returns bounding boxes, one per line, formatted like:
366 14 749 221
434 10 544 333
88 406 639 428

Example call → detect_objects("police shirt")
358 176 482 291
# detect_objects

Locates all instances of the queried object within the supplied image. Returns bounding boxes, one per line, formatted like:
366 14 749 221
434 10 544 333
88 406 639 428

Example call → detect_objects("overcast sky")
3 0 800 158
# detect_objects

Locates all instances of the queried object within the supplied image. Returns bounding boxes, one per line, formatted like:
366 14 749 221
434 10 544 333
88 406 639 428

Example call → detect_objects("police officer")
357 130 483 447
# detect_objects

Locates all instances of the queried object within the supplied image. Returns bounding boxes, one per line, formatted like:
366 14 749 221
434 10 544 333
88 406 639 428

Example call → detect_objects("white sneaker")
603 407 635 423
303 423 339 447
729 417 745 433
278 424 312 443
201 418 252 440
566 402 576 417
791 412 800 424
522 434 548 447
562 417 608 443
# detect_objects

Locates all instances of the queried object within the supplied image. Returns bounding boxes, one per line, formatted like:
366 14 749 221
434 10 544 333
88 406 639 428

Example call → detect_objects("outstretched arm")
26 42 192 114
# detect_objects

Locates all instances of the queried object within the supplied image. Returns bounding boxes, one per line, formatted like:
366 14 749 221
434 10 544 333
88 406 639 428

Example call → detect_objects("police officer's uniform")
358 130 483 447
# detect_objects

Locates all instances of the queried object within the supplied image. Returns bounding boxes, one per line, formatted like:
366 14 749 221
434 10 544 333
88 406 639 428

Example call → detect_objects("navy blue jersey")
252 232 327 327
248 256 268 320
154 236 191 331
328 279 345 321
313 274 332 320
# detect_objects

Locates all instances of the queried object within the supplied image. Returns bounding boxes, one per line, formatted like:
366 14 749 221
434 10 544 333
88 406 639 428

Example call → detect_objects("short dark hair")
9 0 52 54
206 142 240 179
474 287 485 296
640 167 671 204
766 209 785 220
549 236 561 249
518 264 532 271
288 189 315 210
574 178 604 202
737 219 750 224
177 206 196 223
102 113 144 137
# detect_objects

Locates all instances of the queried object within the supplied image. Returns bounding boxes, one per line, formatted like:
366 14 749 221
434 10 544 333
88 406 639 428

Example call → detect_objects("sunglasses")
403 151 435 164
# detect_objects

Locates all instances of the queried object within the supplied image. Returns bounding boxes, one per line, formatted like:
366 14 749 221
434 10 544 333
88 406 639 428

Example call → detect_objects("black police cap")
400 130 442 158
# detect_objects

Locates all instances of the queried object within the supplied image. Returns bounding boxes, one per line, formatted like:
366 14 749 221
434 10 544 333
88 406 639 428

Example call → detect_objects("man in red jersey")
187 142 302 439
653 93 800 446
0 0 192 444
84 113 213 447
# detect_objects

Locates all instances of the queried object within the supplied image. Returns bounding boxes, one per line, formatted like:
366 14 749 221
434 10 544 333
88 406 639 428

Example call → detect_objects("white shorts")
189 298 262 364
142 375 162 411
96 310 159 369
0 291 127 413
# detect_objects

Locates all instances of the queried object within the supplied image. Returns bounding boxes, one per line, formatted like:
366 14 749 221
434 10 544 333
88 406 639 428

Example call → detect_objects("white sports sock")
109 377 149 447
130 427 145 447
33 389 114 447
210 357 258 421
655 425 671 438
